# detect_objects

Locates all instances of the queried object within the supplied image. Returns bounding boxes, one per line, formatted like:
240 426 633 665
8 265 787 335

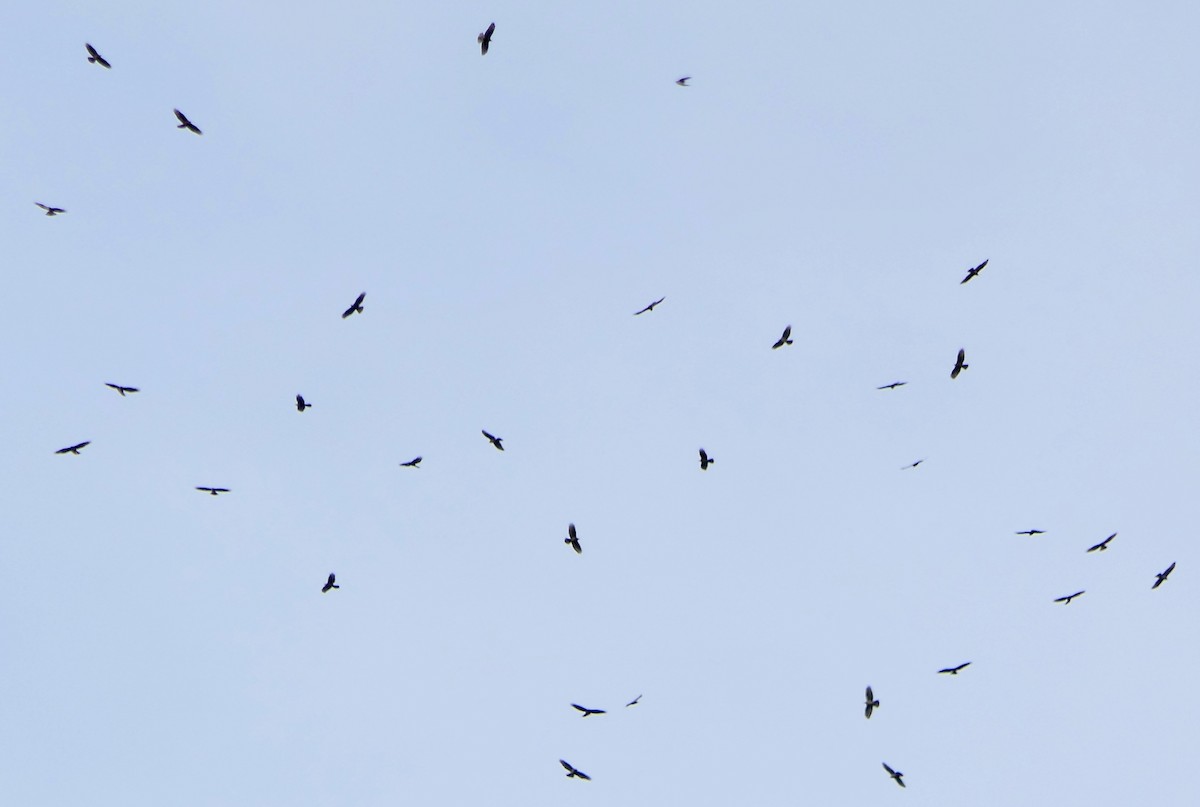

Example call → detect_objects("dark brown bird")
342 292 365 318
559 760 590 780
634 297 665 315
772 325 793 350
478 22 495 55
882 763 905 788
173 109 202 135
195 487 230 496
105 383 139 396
877 381 907 390
699 448 714 470
400 457 422 468
1152 562 1176 589
321 573 339 593
1016 529 1046 536
864 686 879 719
564 523 581 554
902 459 925 469
938 662 971 675
35 203 66 216
1054 590 1085 604
960 258 989 284
1087 533 1116 553
296 394 311 412
626 694 642 707
676 76 691 86
85 43 111 68
571 704 605 717
55 441 90 455
951 348 968 379
482 430 504 451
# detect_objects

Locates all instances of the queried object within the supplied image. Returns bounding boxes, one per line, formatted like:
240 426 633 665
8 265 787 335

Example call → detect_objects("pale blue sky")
3 2 1197 805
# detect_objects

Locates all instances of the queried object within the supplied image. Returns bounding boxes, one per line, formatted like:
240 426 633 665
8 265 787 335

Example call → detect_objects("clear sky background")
3 2 1197 804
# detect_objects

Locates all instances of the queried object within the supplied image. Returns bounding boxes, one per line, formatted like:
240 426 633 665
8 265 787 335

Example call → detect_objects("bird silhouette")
699 448 714 470
882 763 905 788
478 22 495 55
342 292 365 318
1087 533 1116 553
1016 529 1046 536
482 430 504 451
85 43 111 68
960 258 989 284
877 381 907 390
195 487 230 496
951 348 968 379
865 686 879 719
35 203 65 216
902 459 925 470
400 457 422 468
571 703 605 717
173 109 202 135
321 573 339 593
559 760 590 780
634 297 665 315
626 694 642 707
55 441 90 455
564 523 581 554
938 662 971 675
296 394 312 412
1054 590 1085 604
105 383 139 396
1152 562 1176 589
772 325 793 349
676 76 691 86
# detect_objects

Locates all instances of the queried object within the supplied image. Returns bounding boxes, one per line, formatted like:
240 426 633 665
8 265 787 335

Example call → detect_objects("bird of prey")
195 487 230 495
626 694 642 707
296 394 312 412
772 325 793 350
1016 529 1046 536
571 704 606 717
35 203 66 216
478 22 495 55
901 459 925 470
634 297 665 315
85 43 111 68
1054 590 1085 604
960 258 989 285
676 76 691 86
951 348 968 379
699 448 714 470
559 760 591 780
173 109 202 135
321 573 339 593
877 381 907 390
882 763 905 788
1087 533 1117 553
55 441 91 455
564 523 581 554
938 662 971 675
342 292 365 318
1152 562 1176 589
865 686 879 719
400 456 422 468
482 430 504 451
105 383 139 396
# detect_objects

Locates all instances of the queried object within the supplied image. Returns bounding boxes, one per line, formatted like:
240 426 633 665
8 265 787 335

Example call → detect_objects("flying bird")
951 348 968 379
195 487 230 495
901 459 925 470
626 694 642 707
877 381 907 390
295 394 312 412
173 108 202 135
864 686 879 719
634 297 665 315
1087 533 1116 553
482 430 504 451
342 292 365 318
699 448 714 470
85 43 111 68
1016 529 1046 536
938 662 971 675
105 383 139 396
1152 562 1176 589
35 203 66 216
571 704 606 717
772 325 793 350
1054 590 1085 604
321 573 339 593
564 523 581 554
882 763 905 788
559 760 590 781
55 441 90 455
960 258 989 284
399 456 422 468
478 22 495 55
676 76 691 86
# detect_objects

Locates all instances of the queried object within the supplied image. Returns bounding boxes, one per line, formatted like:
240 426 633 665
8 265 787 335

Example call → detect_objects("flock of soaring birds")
38 28 1181 794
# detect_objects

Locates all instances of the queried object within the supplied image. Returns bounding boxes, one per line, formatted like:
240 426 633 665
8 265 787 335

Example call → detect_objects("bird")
321 573 339 593
35 203 66 216
105 383 139 396
676 76 691 86
195 487 230 496
85 43 111 68
482 430 504 451
772 325 793 349
571 704 606 717
1087 533 1117 553
882 763 905 788
699 448 714 470
1016 529 1046 536
478 22 495 55
399 457 422 468
960 258 989 284
901 459 925 470
938 662 971 675
865 686 879 719
1152 562 1176 589
342 292 365 318
295 394 312 412
564 523 581 554
634 297 665 315
1054 590 1085 604
877 381 907 390
173 109 202 135
626 694 642 707
559 760 590 781
951 348 968 379
55 441 90 455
